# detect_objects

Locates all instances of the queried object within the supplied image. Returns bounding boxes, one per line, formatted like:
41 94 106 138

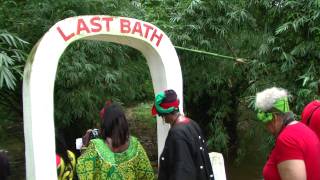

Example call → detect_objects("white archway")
23 15 183 179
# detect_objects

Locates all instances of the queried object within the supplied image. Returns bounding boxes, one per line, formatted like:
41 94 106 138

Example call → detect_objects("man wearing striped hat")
152 89 214 180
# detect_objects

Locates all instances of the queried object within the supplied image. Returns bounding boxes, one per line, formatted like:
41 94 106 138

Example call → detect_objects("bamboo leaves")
0 31 28 89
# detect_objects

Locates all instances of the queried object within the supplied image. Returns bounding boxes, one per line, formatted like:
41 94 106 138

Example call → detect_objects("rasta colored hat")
151 89 180 116
255 87 290 123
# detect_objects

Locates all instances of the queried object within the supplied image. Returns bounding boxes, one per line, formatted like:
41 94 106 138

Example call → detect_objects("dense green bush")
1 1 320 175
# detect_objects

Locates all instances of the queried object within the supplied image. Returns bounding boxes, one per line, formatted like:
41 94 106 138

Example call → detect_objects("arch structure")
23 15 183 179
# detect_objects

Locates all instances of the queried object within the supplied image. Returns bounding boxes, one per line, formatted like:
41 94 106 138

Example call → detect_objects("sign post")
23 16 183 179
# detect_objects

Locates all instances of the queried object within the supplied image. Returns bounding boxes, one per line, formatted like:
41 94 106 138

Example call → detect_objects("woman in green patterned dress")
76 102 154 180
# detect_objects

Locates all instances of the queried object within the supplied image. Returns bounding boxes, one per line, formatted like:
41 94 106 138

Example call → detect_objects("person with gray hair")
255 87 320 180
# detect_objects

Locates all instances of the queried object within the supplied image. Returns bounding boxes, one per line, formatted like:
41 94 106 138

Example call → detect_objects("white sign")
23 15 183 179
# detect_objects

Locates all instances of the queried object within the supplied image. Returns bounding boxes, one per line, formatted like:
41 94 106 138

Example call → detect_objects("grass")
126 102 156 128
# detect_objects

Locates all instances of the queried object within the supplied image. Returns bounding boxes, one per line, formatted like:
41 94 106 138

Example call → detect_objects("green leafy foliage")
1 1 320 177
54 40 153 129
127 102 156 128
0 1 153 177
0 31 28 89
141 0 320 164
0 0 154 129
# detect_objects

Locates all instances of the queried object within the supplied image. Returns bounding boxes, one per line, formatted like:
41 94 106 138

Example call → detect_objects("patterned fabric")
57 150 76 180
77 136 154 180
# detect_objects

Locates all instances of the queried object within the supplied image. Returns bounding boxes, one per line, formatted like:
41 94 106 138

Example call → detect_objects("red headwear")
99 100 112 119
151 89 180 116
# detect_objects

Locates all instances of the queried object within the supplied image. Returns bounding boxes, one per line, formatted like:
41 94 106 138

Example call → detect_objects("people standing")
301 100 320 140
301 80 320 140
152 89 214 180
77 102 154 180
255 87 320 180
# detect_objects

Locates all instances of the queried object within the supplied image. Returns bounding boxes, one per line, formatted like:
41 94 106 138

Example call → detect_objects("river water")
227 160 264 180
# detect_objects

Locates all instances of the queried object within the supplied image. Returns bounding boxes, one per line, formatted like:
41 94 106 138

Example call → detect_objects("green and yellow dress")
76 136 154 180
57 150 76 180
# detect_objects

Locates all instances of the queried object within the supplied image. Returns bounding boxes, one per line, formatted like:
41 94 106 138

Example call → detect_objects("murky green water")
227 161 264 180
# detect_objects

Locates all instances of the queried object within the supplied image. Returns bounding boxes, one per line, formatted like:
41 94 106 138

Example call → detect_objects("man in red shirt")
255 87 320 180
301 81 320 140
301 100 320 140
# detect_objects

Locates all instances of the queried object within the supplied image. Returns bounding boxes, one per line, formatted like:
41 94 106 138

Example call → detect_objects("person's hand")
82 129 92 147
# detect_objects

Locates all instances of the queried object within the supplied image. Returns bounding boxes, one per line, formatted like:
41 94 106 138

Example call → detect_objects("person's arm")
278 160 306 180
76 141 97 180
82 129 93 147
168 138 196 180
79 129 94 153
275 134 306 180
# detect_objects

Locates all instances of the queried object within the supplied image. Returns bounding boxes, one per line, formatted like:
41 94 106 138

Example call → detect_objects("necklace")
171 113 181 126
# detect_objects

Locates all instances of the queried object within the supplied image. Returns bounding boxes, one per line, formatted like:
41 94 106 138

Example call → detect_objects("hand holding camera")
76 128 100 150
90 129 100 139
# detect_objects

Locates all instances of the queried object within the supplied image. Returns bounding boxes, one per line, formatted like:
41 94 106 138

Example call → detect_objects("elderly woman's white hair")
255 87 288 112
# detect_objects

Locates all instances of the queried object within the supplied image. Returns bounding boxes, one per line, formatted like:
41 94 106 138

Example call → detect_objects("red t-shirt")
301 100 320 140
263 123 320 180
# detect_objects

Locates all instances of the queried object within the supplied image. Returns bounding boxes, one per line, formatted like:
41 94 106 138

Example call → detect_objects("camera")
90 128 100 139
76 128 101 150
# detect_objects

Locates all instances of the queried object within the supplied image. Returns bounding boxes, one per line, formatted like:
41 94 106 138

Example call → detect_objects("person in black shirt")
0 150 10 180
152 89 215 180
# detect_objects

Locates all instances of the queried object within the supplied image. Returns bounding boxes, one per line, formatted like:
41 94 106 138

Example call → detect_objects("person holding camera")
76 102 154 180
